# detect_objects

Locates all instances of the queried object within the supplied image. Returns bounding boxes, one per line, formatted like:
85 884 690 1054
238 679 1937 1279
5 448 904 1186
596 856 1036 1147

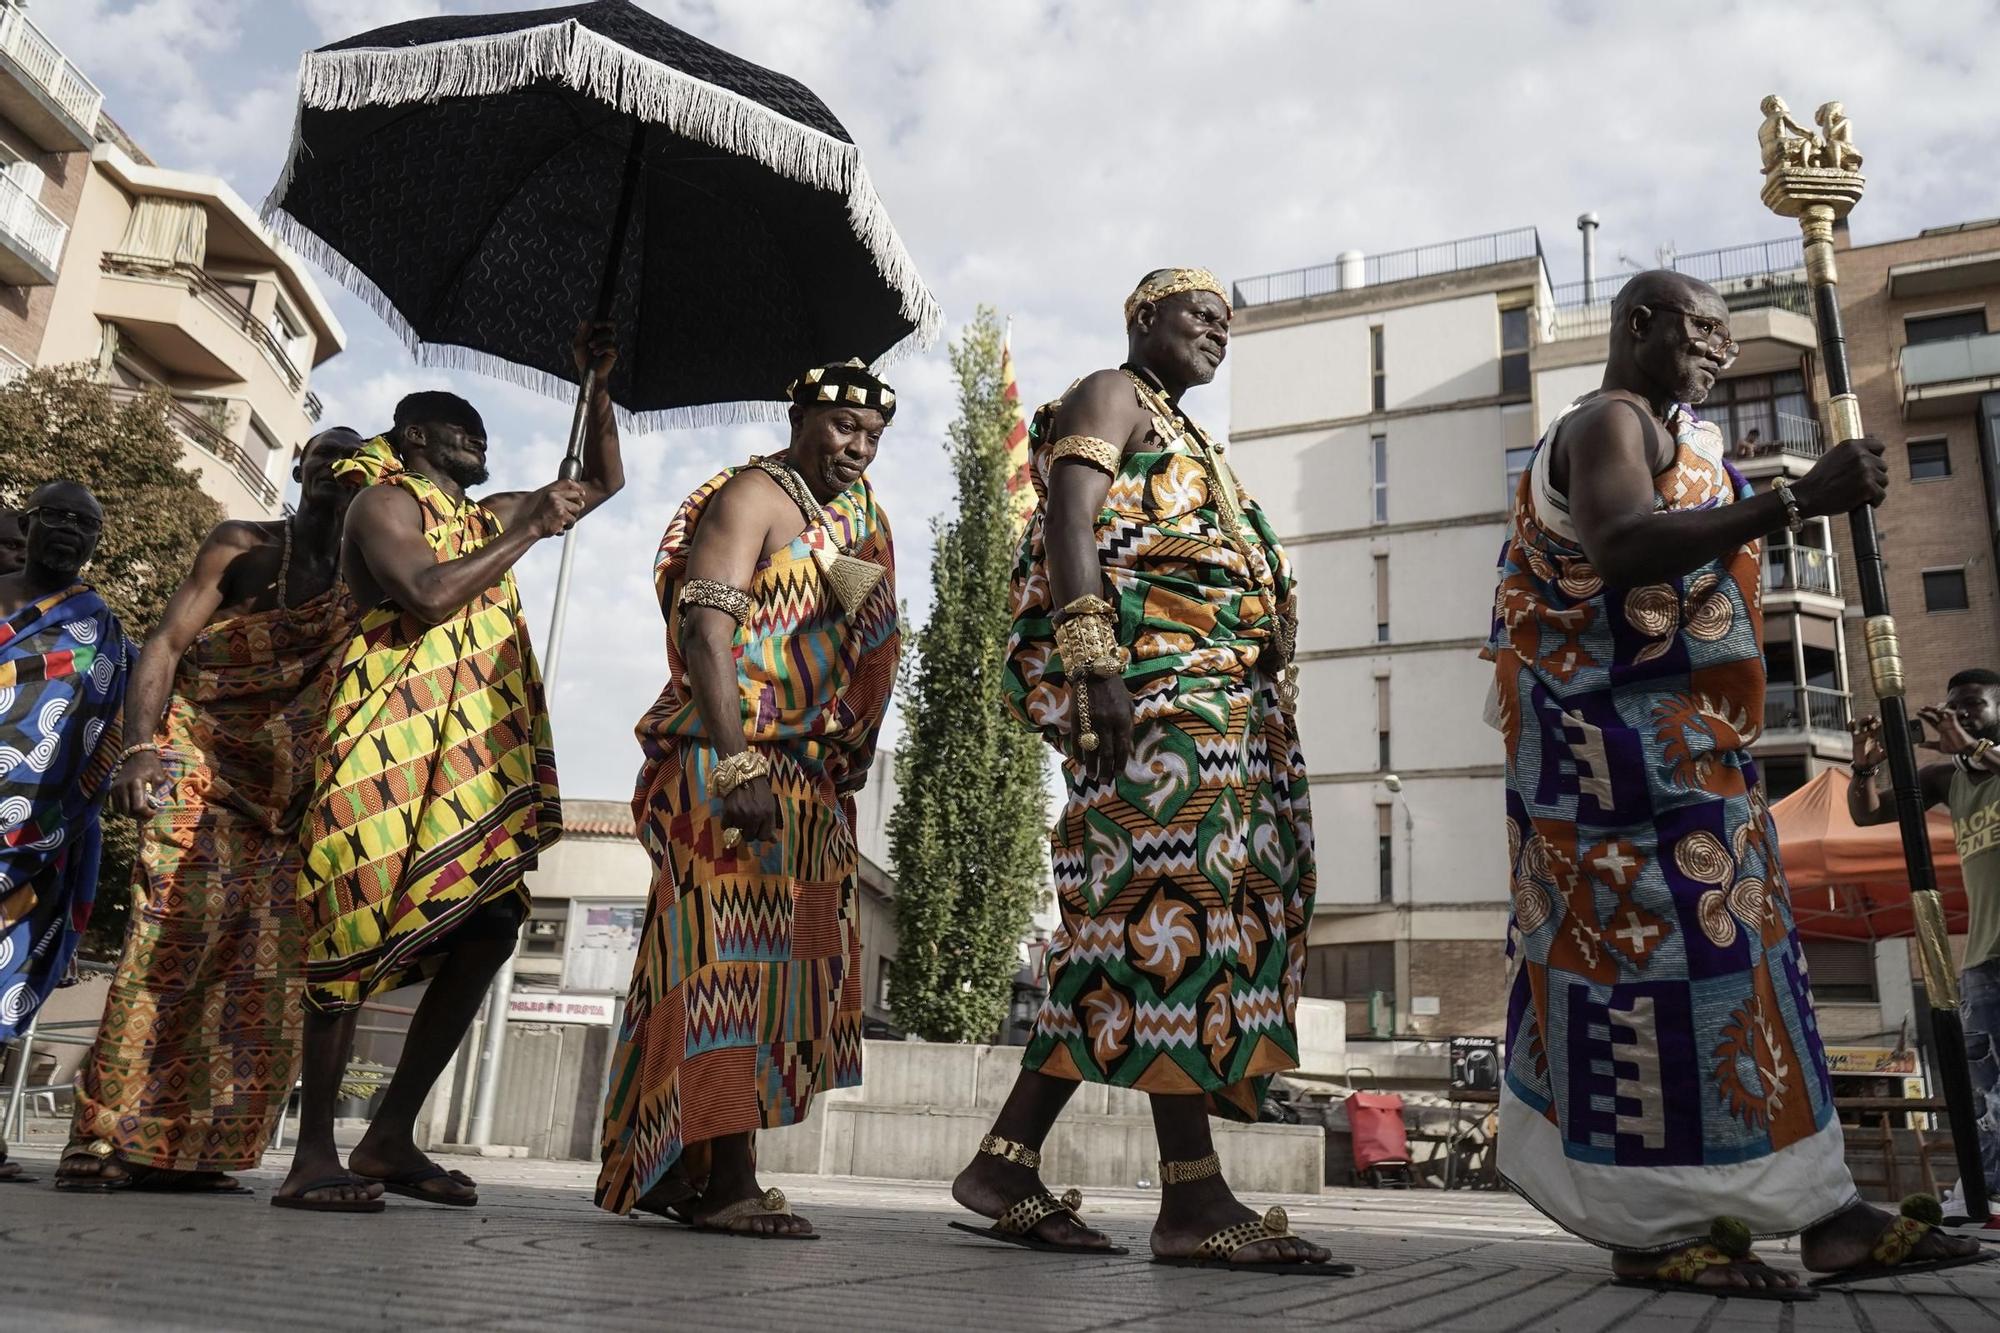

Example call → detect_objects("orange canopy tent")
1769 767 1966 941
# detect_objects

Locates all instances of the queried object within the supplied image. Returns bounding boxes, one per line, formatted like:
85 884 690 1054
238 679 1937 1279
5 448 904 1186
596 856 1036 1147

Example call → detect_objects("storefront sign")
1824 1045 1917 1075
507 992 617 1025
1449 1035 1501 1092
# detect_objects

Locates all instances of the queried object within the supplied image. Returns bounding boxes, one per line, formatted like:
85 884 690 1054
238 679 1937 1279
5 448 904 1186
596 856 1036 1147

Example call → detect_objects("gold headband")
1123 268 1229 325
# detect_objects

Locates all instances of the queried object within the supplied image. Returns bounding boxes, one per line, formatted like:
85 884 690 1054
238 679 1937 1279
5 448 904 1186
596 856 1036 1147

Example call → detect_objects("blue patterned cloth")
1484 402 1855 1251
0 584 128 1040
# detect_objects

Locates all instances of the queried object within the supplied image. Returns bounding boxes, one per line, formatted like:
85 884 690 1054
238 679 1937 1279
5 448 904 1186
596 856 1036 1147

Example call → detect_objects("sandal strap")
1652 1244 1738 1283
1871 1214 1931 1267
978 1133 1041 1171
995 1188 1084 1236
1194 1206 1293 1260
1159 1152 1222 1185
704 1187 792 1228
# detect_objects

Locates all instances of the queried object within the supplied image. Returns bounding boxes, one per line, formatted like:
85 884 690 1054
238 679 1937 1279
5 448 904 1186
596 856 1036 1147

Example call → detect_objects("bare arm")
1846 715 1953 826
106 522 261 815
485 322 625 530
345 482 576 626
678 474 781 843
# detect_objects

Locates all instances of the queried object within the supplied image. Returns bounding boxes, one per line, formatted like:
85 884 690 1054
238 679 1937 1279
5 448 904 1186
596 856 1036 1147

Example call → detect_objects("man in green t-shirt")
1852 667 2000 1199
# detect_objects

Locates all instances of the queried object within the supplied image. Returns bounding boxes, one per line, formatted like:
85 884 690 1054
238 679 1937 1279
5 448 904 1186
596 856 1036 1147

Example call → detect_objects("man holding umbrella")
276 324 622 1212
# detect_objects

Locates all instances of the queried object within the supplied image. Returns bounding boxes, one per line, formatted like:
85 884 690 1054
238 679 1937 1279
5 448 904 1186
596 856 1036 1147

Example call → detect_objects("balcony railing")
1733 410 1825 465
1764 545 1838 597
1233 227 1543 309
303 390 324 424
1764 685 1850 736
0 7 103 134
107 385 280 510
0 168 64 275
100 253 306 394
1548 237 1810 340
0 344 27 385
1901 330 2000 388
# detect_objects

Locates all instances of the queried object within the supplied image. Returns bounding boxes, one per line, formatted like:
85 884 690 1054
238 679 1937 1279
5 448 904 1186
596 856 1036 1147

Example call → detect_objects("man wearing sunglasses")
1487 270 1985 1296
0 480 130 1068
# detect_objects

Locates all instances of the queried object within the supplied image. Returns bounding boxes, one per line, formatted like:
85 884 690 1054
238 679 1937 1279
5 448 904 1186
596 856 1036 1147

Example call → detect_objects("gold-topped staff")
1759 95 1989 1223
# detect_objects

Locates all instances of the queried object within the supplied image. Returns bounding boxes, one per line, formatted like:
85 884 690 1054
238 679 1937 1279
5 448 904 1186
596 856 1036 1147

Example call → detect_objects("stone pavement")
2 1150 1997 1332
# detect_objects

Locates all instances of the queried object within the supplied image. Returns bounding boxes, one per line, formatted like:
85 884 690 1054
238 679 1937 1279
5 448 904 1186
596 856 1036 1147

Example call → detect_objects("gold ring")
723 827 743 848
1079 731 1099 752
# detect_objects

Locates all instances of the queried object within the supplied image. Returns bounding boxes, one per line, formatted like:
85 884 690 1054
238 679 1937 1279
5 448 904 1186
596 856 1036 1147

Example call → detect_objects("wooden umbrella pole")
1757 95 1988 1220
560 121 648 482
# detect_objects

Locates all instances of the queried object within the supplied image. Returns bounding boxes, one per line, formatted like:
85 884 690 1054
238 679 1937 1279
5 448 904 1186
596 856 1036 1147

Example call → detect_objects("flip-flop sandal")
270 1174 387 1214
949 1186 1131 1256
1810 1197 2000 1288
353 1162 478 1207
1612 1248 1817 1302
691 1187 818 1240
0 1163 35 1184
53 1142 131 1192
1148 1206 1355 1277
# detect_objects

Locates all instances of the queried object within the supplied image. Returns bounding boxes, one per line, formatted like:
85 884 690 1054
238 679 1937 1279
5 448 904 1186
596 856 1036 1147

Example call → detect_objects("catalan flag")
1000 326 1035 533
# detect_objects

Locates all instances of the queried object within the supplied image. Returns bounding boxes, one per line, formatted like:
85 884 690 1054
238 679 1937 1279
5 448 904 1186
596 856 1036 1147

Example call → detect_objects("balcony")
0 6 102 151
0 343 27 384
1232 227 1542 309
1763 544 1839 601
1763 685 1851 743
108 385 280 512
1545 239 1818 371
304 390 324 424
1732 411 1825 480
1888 249 2000 300
0 167 60 284
97 253 306 394
1900 331 2000 420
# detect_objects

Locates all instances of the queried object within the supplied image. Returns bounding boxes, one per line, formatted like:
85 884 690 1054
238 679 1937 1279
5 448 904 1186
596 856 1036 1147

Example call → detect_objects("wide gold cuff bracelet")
711 749 770 797
680 578 753 625
1049 435 1123 476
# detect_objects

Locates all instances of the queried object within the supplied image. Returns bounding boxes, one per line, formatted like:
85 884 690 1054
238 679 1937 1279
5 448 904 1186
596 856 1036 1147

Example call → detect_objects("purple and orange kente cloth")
596 461 899 1215
72 585 358 1170
0 584 127 1042
1486 397 1856 1251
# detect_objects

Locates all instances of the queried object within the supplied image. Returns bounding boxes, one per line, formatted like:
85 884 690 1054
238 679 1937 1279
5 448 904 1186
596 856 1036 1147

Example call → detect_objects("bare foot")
951 1151 1116 1249
1612 1246 1800 1292
1801 1200 1983 1273
1150 1176 1331 1266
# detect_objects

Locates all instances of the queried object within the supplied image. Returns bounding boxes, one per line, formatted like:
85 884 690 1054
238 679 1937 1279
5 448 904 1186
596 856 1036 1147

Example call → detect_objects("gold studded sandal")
691 1187 818 1241
948 1134 1129 1255
1811 1195 1997 1288
1148 1154 1354 1277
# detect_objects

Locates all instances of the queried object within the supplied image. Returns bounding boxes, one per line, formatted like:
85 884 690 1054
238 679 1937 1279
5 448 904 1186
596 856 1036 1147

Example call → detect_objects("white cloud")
27 0 2000 796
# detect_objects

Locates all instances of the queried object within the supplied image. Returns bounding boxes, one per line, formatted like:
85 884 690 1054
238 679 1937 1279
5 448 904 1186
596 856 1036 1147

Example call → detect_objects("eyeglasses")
21 506 102 535
1647 302 1739 369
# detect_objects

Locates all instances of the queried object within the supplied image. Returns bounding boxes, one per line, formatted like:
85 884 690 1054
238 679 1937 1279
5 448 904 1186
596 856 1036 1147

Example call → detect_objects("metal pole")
1757 95 1988 1221
4 1018 36 1141
467 952 516 1147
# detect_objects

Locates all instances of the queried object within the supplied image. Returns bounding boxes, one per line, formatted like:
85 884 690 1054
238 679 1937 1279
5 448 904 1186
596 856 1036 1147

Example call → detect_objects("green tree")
888 308 1050 1042
0 364 224 954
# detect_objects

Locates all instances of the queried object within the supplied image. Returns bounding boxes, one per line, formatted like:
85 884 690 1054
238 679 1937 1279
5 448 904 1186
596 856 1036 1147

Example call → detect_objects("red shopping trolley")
1346 1091 1412 1188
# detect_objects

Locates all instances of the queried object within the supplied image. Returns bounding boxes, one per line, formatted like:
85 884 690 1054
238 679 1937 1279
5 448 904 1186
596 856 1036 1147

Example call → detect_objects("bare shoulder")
345 482 422 537
1052 368 1146 439
200 518 276 554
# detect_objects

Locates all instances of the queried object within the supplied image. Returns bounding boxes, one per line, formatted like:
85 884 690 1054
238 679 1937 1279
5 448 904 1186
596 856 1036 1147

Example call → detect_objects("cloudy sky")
39 0 2000 798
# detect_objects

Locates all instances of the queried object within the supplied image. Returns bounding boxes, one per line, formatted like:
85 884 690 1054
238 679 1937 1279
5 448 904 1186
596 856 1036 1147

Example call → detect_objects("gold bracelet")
1075 678 1098 752
1049 435 1123 477
115 742 161 767
1054 609 1126 680
1059 594 1115 620
711 749 770 797
1159 1153 1222 1185
679 578 753 625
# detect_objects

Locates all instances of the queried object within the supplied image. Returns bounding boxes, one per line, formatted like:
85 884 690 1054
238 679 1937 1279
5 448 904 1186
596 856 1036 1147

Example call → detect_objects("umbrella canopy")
263 0 940 428
1768 767 1965 941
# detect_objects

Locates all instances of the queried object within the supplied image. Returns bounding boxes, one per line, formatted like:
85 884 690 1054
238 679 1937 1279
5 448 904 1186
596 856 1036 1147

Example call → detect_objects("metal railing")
0 168 65 274
1901 329 2000 388
107 385 280 509
1548 236 1811 339
0 6 103 134
0 343 27 384
99 254 306 393
1764 545 1839 597
1733 411 1825 464
303 390 324 424
1233 227 1543 308
1764 685 1850 736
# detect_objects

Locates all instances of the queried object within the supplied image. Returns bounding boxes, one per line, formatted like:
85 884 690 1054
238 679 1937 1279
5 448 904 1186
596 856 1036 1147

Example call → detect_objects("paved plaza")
2 1149 1997 1331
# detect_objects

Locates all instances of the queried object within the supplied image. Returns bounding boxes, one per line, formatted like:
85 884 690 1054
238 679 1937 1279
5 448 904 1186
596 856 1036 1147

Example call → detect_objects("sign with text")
1824 1046 1917 1076
1449 1035 1501 1093
507 992 616 1026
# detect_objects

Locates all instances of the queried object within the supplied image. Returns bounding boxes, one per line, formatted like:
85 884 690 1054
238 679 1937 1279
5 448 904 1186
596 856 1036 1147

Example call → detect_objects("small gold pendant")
811 543 885 613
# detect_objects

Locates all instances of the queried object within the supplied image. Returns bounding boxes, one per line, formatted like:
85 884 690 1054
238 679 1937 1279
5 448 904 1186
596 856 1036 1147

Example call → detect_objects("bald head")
1608 270 1732 406
19 478 103 584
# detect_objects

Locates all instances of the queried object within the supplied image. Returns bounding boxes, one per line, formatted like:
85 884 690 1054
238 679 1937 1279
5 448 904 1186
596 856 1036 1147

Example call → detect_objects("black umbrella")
262 0 940 445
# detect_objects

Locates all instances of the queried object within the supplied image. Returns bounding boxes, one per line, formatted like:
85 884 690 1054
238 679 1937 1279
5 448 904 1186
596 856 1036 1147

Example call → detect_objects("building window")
1499 305 1530 396
1801 937 1878 1003
1923 567 1970 612
1377 677 1391 771
1370 324 1386 413
1378 835 1394 903
1374 554 1389 643
1703 369 1811 457
1908 438 1951 480
1904 309 1988 345
1504 445 1534 502
521 901 567 956
1370 433 1388 524
1759 757 1808 801
877 956 893 1010
1302 941 1395 1003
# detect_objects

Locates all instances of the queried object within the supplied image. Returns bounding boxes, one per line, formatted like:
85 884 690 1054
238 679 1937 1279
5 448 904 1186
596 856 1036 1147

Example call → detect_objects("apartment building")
0 0 343 518
1228 220 1976 1064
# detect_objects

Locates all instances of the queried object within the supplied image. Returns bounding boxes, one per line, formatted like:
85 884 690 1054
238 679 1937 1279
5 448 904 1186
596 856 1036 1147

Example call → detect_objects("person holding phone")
1852 669 2000 1208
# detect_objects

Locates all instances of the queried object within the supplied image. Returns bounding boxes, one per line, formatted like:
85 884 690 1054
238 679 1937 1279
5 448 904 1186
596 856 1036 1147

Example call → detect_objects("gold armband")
1053 607 1128 680
711 749 771 797
680 578 753 625
1049 435 1123 477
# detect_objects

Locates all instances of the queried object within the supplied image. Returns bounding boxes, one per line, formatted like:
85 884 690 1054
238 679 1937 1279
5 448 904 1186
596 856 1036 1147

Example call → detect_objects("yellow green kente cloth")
296 438 560 1013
